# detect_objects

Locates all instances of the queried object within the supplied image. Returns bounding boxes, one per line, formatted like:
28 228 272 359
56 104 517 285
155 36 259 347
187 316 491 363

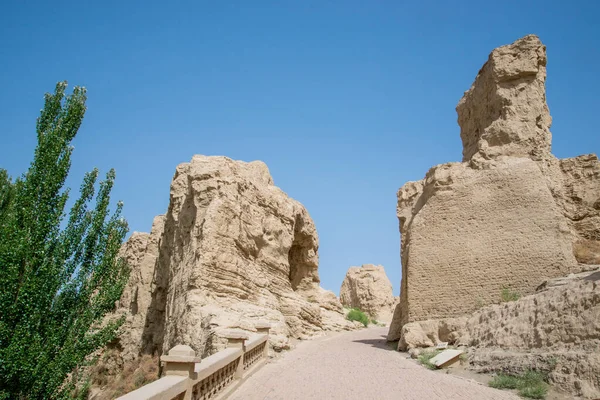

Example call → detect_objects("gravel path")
229 327 519 400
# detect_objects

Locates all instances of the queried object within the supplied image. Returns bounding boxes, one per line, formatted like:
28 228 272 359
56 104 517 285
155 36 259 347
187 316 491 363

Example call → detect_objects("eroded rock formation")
339 264 397 322
457 34 552 162
388 35 600 340
397 269 600 398
113 156 354 364
115 215 165 362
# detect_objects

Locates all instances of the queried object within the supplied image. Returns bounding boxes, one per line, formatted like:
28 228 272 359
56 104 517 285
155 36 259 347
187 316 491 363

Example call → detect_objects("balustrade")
117 322 271 400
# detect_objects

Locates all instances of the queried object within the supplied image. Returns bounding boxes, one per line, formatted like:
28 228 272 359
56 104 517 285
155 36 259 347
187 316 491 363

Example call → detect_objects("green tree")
0 82 130 399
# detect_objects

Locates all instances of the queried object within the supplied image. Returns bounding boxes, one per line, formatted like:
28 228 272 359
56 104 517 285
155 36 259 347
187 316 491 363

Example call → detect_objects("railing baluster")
117 322 272 399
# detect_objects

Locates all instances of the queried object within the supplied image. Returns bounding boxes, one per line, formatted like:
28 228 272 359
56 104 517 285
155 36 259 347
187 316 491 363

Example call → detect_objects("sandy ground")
229 327 519 400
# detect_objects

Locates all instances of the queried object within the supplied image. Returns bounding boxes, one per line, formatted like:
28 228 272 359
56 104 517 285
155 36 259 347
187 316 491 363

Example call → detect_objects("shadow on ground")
352 336 398 351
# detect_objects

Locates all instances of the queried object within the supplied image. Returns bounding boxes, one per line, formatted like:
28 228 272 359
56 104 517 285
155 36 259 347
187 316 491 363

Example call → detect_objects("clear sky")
1 1 599 295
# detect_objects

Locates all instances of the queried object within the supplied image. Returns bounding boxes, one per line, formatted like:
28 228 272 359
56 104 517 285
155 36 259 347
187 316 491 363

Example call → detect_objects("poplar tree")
0 82 130 399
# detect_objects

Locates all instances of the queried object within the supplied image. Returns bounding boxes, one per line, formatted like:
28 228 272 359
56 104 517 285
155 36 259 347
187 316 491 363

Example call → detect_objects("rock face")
114 155 354 363
457 35 552 162
339 264 397 322
115 215 165 362
388 35 600 341
395 269 600 398
393 157 576 328
553 154 600 243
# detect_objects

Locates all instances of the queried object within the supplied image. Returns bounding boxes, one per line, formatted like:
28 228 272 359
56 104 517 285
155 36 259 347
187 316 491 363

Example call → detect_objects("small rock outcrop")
339 264 397 322
113 155 354 364
388 35 600 340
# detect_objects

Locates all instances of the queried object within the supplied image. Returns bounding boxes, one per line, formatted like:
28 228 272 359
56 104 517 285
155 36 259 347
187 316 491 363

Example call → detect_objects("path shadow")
584 270 600 281
352 336 399 352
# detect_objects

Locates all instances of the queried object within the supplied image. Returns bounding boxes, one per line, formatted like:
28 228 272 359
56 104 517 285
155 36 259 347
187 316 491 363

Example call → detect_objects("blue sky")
1 1 598 295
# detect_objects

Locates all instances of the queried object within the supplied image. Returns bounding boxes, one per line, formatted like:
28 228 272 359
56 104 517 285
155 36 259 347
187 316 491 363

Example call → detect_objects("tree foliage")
0 82 130 399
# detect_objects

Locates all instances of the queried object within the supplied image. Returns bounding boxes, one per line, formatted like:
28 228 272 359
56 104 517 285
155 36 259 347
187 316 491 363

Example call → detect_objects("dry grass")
89 354 159 399
573 239 600 264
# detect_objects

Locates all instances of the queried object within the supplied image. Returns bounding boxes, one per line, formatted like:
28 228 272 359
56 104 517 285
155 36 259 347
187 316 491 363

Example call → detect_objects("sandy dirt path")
229 326 519 400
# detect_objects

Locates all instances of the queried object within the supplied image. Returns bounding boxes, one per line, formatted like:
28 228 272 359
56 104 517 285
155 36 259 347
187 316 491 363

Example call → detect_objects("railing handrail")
195 347 242 381
116 323 271 400
116 375 188 400
244 333 267 352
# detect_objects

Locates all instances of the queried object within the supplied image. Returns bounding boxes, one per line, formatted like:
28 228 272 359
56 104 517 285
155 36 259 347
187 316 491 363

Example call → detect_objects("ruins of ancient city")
75 34 598 400
1 12 599 396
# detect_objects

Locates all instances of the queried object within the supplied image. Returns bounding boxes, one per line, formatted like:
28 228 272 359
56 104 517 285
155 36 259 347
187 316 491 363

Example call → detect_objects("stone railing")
117 322 271 400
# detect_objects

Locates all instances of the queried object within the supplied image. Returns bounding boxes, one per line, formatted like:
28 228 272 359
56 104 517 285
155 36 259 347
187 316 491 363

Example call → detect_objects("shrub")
501 287 521 302
489 374 519 389
417 349 441 370
489 370 548 399
346 308 369 327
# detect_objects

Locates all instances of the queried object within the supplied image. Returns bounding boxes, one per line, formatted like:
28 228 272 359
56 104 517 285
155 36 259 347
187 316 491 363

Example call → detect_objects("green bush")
417 350 441 370
489 370 548 399
346 308 369 327
0 82 129 399
489 374 520 389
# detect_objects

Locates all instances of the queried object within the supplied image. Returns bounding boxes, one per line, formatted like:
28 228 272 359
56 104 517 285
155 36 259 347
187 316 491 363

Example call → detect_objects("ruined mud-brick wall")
388 35 600 338
111 156 354 365
396 159 575 324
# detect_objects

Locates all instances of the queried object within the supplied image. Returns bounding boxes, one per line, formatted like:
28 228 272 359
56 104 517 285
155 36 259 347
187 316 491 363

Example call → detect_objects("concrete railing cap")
222 329 250 340
160 344 201 363
168 344 195 357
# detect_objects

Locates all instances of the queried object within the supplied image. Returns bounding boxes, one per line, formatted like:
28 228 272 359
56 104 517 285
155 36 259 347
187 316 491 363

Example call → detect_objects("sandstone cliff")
388 35 600 340
339 264 397 322
113 155 354 364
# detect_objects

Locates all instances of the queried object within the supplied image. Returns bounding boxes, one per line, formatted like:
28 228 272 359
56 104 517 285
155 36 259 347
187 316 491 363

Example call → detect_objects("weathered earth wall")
388 34 600 339
395 158 575 326
395 271 600 398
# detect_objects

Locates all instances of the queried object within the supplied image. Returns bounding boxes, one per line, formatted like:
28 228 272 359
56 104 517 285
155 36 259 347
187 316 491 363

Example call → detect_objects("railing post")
255 321 271 358
223 330 249 379
160 345 200 400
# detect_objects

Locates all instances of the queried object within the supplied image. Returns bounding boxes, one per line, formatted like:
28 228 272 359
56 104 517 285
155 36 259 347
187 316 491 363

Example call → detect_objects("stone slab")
430 349 463 368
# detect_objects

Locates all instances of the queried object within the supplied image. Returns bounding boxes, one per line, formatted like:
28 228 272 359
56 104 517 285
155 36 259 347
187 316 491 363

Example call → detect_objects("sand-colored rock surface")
339 264 397 322
457 35 552 162
114 216 165 362
393 269 600 398
463 270 600 398
553 154 600 243
393 157 575 328
111 156 354 366
389 34 600 339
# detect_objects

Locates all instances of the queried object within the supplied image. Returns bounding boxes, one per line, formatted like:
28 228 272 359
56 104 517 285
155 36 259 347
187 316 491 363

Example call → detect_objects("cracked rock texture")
339 264 398 322
388 35 600 340
112 156 354 365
